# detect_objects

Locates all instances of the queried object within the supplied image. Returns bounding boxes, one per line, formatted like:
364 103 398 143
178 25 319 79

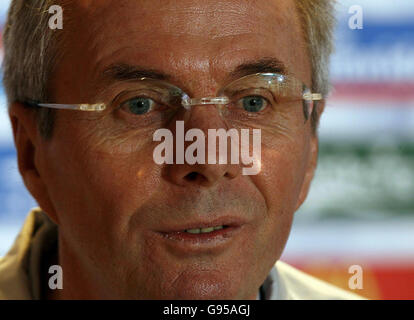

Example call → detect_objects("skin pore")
9 0 320 299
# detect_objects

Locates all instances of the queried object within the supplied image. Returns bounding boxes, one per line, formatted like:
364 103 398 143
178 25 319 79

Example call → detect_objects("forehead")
60 0 310 96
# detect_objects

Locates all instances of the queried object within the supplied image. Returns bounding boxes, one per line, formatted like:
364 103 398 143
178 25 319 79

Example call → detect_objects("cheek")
250 135 309 246
242 142 306 276
256 137 309 215
44 120 162 239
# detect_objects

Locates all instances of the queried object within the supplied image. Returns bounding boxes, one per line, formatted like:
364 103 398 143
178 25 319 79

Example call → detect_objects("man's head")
3 0 336 299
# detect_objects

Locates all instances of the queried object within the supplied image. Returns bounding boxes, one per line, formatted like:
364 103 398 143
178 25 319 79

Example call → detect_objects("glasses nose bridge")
179 95 231 129
181 95 230 110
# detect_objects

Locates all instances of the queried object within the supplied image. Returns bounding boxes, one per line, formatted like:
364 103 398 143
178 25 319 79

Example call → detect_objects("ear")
8 102 59 224
294 101 325 212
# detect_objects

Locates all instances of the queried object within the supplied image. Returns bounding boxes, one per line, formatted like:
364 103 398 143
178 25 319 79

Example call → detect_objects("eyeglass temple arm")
303 92 323 101
26 101 106 112
38 103 107 111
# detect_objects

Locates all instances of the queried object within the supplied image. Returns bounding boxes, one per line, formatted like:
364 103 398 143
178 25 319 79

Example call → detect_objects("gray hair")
2 0 336 137
2 0 62 138
295 0 336 132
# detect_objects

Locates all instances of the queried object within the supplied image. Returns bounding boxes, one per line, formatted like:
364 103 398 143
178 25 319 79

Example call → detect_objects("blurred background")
0 0 413 299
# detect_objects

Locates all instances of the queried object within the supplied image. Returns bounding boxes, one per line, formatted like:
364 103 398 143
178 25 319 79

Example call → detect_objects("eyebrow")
102 63 171 82
101 57 287 85
228 57 287 80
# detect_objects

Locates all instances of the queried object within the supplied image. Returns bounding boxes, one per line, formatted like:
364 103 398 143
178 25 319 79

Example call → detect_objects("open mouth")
158 224 240 243
153 217 246 247
184 225 227 234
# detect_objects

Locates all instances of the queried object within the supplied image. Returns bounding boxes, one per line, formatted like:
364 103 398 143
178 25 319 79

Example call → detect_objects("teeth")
186 228 201 234
185 226 224 234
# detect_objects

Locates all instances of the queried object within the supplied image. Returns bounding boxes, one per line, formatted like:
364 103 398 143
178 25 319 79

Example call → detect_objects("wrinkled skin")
10 0 321 299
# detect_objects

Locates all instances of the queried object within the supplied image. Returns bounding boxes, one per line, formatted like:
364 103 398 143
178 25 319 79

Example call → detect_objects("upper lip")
156 216 246 233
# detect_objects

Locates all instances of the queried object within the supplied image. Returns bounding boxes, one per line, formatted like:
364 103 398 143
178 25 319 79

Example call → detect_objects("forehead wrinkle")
67 0 303 48
73 0 295 43
149 0 292 33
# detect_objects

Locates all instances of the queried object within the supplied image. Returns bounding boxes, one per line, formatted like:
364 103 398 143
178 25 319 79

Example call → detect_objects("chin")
160 272 247 300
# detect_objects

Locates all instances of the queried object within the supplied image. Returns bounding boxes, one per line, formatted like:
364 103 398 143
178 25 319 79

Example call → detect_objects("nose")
163 105 242 187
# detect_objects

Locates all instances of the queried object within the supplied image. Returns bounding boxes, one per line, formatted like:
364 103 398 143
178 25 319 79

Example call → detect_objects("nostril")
185 172 199 181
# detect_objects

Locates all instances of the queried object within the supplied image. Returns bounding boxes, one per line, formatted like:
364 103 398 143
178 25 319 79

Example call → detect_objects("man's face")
35 0 317 299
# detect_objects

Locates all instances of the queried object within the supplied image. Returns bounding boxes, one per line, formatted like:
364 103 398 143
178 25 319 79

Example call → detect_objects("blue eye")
123 97 154 115
240 96 267 112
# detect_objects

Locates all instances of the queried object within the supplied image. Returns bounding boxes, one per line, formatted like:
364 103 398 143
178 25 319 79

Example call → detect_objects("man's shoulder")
269 261 365 300
0 208 57 300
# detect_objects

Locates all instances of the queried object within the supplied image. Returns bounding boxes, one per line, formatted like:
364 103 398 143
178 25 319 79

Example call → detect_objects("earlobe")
313 100 326 132
8 102 59 224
